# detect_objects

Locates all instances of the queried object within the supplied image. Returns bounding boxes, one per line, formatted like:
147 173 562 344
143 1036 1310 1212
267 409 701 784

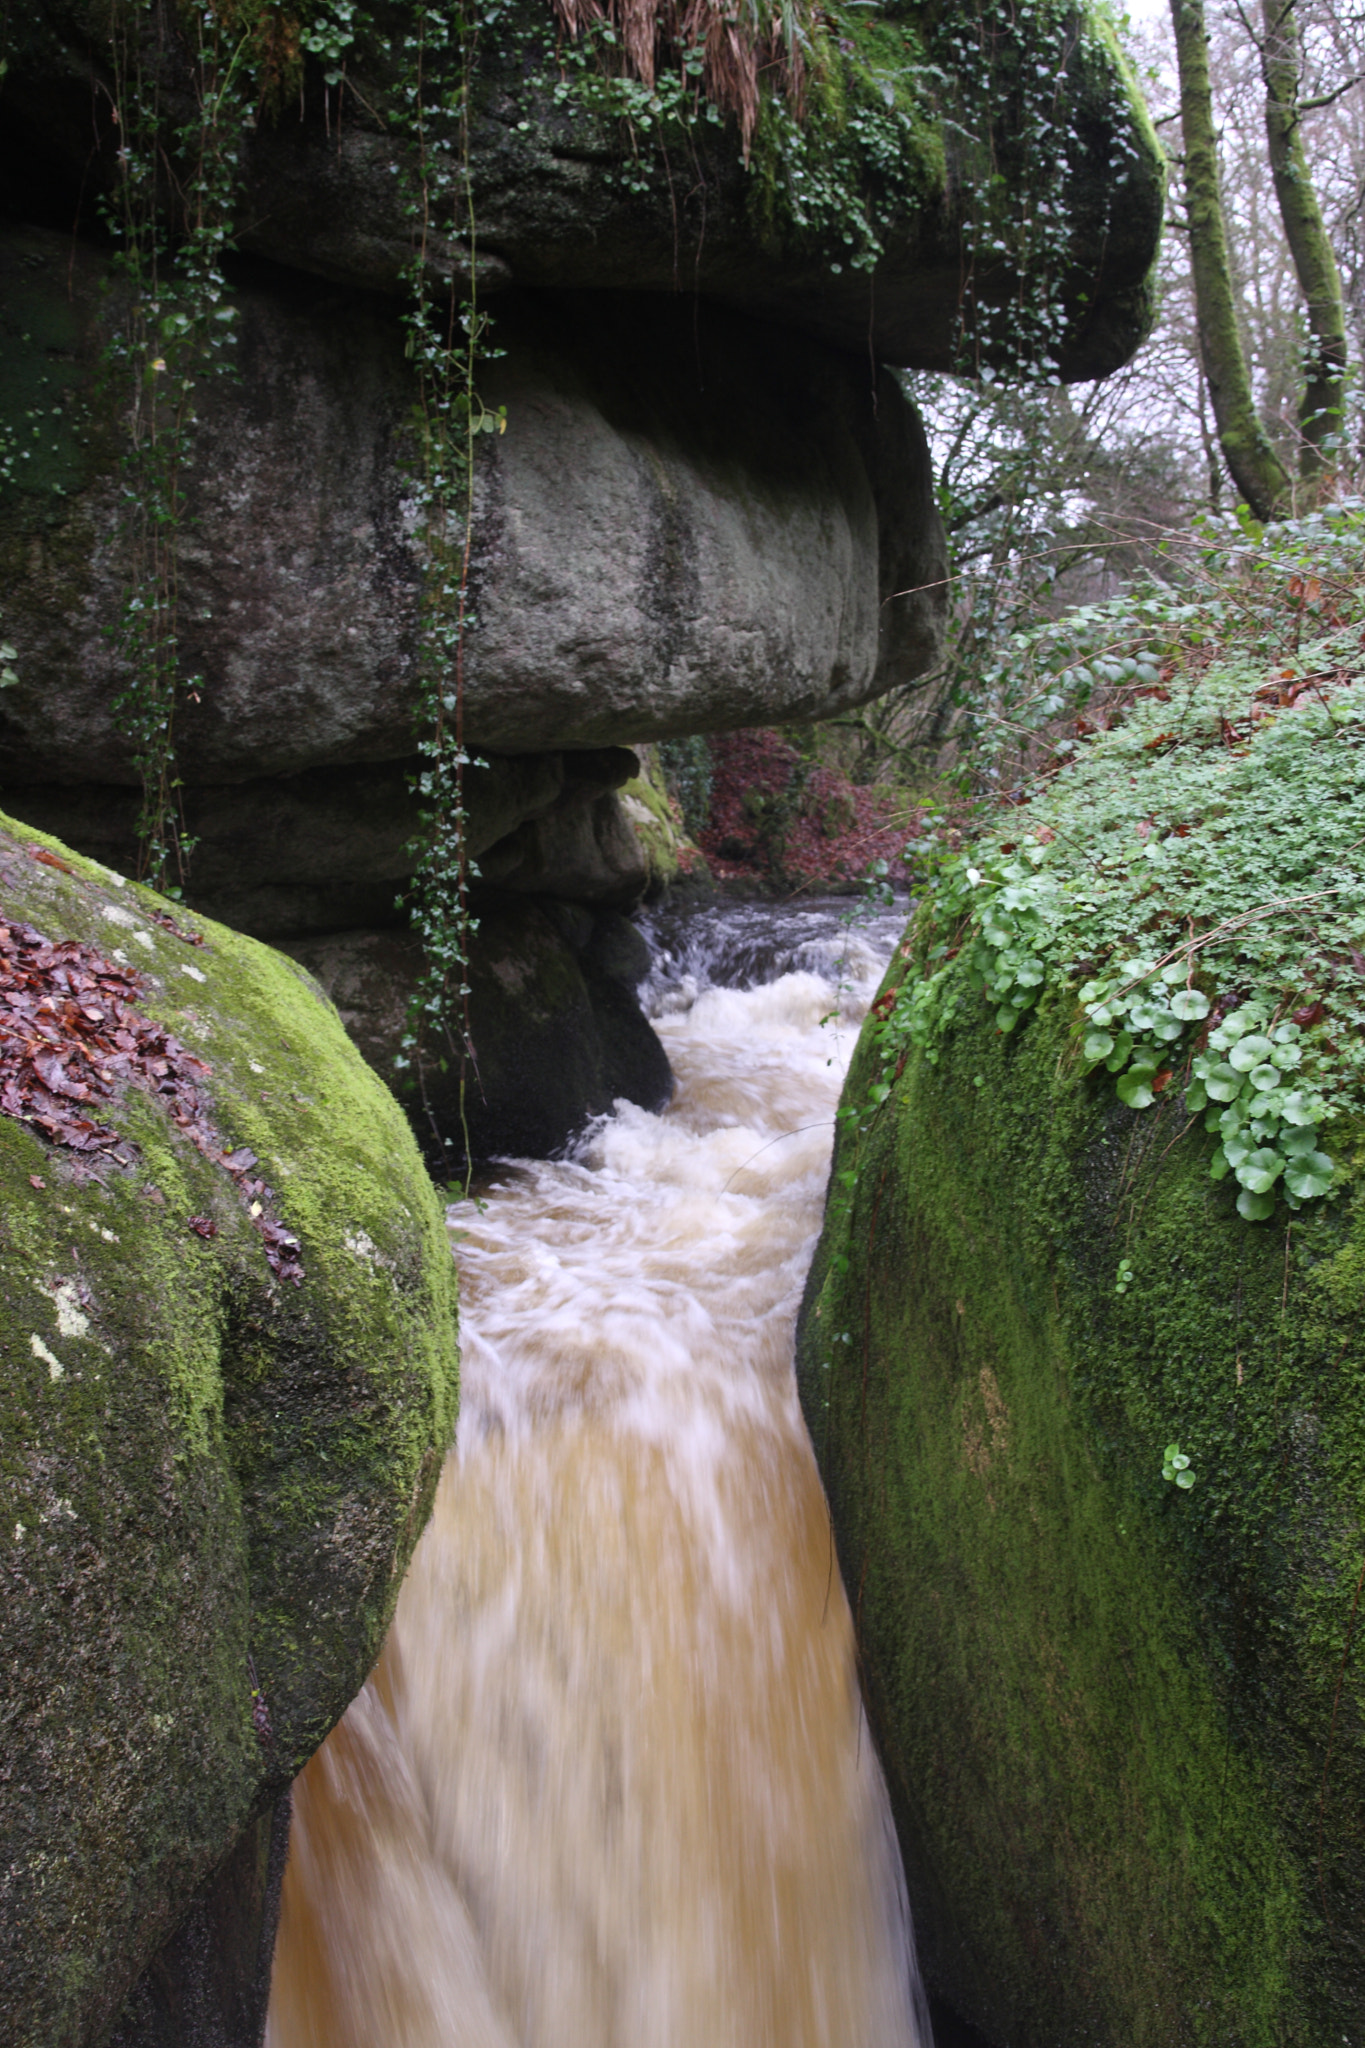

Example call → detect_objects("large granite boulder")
796 672 1365 2044
2 0 1163 378
0 226 944 776
284 891 672 1172
0 811 458 2048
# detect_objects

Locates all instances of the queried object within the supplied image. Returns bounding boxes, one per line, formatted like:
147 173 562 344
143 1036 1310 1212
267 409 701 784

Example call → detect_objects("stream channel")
264 899 941 2048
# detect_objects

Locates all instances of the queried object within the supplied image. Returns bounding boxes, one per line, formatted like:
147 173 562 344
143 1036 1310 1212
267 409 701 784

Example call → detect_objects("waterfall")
265 901 932 2048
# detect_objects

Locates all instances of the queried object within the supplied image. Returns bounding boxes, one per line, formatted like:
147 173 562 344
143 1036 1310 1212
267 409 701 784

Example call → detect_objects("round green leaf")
1084 1030 1115 1062
1284 1152 1334 1200
1171 1454 1190 1471
1185 1079 1208 1112
1281 1126 1319 1158
1170 988 1211 1021
1208 1145 1231 1182
1165 1443 1181 1462
1162 1464 1176 1482
1129 1001 1167 1033
1270 1043 1302 1071
1248 1064 1280 1092
1222 1131 1253 1168
1175 1469 1197 1489
1235 1148 1285 1194
1104 1032 1135 1073
1204 1063 1242 1102
1152 1013 1185 1043
1116 1072 1154 1109
1237 1186 1276 1221
1280 1091 1318 1127
1229 1034 1275 1072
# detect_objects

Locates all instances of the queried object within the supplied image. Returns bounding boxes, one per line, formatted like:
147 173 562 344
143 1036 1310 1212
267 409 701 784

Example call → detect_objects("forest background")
688 0 1365 891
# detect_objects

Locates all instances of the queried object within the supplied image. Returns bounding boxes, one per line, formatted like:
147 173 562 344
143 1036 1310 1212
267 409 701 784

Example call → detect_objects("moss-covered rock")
0 812 458 2048
797 799 1365 2037
614 746 709 898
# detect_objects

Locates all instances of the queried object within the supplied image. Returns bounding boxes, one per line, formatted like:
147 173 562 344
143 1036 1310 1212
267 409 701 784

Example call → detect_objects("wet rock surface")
0 814 457 2048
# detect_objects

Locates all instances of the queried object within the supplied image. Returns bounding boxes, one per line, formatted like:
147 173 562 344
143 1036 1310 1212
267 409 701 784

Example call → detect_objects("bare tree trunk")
1171 0 1292 518
1261 0 1348 477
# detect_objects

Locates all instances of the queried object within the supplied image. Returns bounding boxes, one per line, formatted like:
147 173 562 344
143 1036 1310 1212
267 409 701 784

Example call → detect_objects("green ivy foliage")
545 0 1146 376
874 610 1365 1225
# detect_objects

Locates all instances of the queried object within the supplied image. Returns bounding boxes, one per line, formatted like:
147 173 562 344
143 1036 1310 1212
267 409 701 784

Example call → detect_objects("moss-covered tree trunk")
1171 0 1292 518
1261 0 1348 477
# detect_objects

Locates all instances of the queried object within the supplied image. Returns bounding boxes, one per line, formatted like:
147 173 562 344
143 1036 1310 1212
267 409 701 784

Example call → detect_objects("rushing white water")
266 902 932 2048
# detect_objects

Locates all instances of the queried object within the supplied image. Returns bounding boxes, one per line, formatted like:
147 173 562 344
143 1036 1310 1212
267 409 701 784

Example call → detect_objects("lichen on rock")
0 812 458 2048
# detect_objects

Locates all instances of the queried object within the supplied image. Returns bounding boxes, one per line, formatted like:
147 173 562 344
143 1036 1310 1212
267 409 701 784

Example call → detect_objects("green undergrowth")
872 637 1365 1234
799 529 1365 2035
800 963 1365 2038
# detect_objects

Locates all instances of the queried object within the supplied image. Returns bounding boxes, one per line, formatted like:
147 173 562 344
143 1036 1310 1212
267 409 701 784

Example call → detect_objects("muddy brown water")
265 902 934 2048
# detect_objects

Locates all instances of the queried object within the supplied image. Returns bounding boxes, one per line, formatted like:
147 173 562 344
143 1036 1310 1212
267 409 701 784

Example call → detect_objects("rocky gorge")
0 1 1164 2041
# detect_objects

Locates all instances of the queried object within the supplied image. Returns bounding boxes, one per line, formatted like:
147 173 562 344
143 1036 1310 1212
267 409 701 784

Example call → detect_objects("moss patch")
799 927 1365 2041
0 812 457 2048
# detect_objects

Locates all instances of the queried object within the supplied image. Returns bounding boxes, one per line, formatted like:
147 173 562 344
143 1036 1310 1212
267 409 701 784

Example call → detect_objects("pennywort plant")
877 647 1365 1225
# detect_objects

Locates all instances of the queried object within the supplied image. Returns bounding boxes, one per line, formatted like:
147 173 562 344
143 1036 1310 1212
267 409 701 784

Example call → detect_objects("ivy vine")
77 0 499 1151
390 0 507 1164
102 0 252 895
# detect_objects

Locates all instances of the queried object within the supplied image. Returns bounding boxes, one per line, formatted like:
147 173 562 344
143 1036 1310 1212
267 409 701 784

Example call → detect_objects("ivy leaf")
1170 988 1211 1020
1284 1151 1334 1200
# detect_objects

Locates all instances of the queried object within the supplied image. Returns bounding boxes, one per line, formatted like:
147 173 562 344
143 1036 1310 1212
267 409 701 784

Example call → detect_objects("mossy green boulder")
798 681 1365 2042
0 813 458 2048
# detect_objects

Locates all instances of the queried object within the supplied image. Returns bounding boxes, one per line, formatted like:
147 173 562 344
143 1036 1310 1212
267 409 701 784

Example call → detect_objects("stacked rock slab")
0 814 458 2048
0 0 1163 1165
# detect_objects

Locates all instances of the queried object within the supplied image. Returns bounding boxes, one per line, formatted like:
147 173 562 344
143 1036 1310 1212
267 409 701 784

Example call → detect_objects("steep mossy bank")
797 668 1365 2042
0 813 458 2048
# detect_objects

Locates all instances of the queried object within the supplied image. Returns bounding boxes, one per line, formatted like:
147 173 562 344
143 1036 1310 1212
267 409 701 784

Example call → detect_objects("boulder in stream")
798 665 1365 2044
0 812 458 2048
